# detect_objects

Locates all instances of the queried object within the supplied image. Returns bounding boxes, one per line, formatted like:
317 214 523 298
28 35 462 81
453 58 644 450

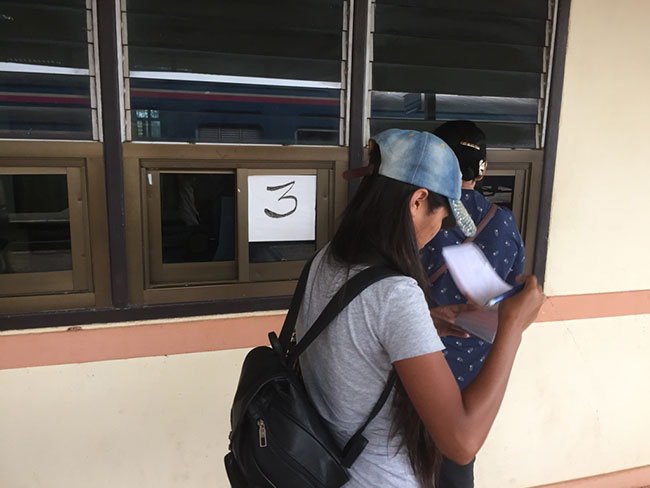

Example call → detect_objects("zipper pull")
257 419 267 448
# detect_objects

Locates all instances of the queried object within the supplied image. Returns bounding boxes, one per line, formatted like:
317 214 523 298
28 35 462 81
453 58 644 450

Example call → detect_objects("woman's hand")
497 275 546 337
430 303 477 338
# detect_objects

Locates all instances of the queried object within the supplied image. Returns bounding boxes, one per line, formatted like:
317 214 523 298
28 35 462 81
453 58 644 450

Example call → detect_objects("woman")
295 129 545 487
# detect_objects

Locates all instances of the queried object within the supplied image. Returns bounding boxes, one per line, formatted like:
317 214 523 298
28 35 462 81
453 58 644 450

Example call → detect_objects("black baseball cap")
434 121 486 182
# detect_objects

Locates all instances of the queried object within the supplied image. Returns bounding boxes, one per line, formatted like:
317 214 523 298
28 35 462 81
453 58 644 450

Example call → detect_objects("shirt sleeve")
375 277 445 363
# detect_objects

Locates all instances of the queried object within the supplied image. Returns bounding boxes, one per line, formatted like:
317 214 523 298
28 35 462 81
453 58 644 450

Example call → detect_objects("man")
421 121 526 488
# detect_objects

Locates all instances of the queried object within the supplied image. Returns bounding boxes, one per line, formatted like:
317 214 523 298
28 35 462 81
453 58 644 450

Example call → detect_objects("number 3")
264 181 298 218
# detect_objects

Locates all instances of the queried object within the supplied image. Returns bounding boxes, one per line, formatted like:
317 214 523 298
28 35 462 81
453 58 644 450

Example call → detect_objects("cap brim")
449 198 476 237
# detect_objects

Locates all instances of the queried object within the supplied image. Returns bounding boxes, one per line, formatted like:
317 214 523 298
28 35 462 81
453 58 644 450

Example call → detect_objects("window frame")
0 164 87 295
0 141 111 315
482 149 544 275
145 168 238 285
122 143 348 307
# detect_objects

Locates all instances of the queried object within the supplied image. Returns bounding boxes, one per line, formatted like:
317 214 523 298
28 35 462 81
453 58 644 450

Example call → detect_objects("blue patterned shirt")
420 189 526 387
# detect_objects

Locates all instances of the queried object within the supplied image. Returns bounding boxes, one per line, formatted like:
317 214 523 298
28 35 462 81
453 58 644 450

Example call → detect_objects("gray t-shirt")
296 246 444 487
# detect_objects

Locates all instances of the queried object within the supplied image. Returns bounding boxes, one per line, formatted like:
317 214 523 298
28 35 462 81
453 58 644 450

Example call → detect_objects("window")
123 0 347 145
0 0 103 313
0 173 71 274
123 144 346 305
475 150 543 274
0 0 99 140
0 162 92 299
116 1 352 306
147 171 237 284
369 0 552 148
368 1 554 273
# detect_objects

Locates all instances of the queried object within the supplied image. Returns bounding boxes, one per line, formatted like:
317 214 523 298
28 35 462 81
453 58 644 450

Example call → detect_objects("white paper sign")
248 175 317 242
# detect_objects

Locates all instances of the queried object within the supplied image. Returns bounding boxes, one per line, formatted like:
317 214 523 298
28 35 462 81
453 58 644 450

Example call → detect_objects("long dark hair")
330 145 452 487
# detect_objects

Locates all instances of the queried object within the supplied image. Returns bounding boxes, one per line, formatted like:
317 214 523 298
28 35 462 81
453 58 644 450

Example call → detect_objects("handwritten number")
264 181 298 218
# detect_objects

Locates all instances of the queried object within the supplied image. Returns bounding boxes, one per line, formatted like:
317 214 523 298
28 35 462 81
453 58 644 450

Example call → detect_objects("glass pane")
126 0 344 144
0 71 92 139
0 1 88 68
371 92 538 122
476 175 515 211
130 79 340 144
0 1 93 140
126 1 343 77
369 91 538 148
160 173 236 264
371 91 425 120
435 94 538 123
0 174 71 274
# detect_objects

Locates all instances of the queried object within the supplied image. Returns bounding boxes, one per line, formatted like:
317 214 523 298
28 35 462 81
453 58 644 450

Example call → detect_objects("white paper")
248 175 317 242
441 243 513 307
440 243 516 344
454 309 499 343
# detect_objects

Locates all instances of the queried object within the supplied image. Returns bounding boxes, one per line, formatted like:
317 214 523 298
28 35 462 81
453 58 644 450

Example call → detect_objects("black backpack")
224 257 399 487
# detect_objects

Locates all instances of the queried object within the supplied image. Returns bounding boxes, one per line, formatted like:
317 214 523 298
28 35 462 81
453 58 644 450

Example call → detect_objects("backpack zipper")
257 419 268 448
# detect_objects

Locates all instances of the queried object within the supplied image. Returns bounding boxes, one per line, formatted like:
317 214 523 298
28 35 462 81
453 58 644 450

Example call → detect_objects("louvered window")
0 0 98 140
124 0 347 145
370 0 553 148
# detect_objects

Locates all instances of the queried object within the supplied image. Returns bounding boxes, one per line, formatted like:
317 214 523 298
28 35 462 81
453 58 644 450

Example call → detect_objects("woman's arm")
394 275 545 464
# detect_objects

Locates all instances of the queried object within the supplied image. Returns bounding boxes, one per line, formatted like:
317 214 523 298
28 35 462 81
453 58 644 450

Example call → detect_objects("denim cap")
372 129 476 237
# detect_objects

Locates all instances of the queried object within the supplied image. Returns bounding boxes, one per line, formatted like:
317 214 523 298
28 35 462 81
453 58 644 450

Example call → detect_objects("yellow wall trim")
532 464 650 488
1 289 649 370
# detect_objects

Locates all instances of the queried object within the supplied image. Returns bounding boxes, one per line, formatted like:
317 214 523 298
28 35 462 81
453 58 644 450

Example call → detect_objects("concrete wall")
474 0 650 485
0 349 247 488
2 319 649 488
475 314 650 487
544 0 650 296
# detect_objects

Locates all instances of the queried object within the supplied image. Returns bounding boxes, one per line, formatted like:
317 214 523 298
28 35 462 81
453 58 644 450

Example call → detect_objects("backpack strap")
285 265 402 467
341 369 397 467
288 266 401 362
278 256 315 353
428 203 498 285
